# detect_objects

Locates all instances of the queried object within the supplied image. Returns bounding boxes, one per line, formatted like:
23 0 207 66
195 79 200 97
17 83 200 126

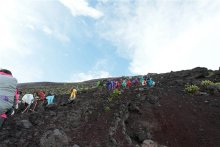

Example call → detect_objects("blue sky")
0 0 220 83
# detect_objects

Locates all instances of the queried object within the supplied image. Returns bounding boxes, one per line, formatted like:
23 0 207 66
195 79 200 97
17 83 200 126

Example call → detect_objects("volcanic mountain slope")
0 67 220 147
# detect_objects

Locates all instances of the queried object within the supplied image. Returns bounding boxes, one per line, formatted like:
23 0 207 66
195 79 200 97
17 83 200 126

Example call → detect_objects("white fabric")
152 81 155 86
22 94 34 105
15 103 18 109
11 109 15 116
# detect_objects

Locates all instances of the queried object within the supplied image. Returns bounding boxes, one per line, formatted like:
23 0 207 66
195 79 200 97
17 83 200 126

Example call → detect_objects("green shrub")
108 97 113 102
111 89 121 98
215 82 220 86
207 71 215 77
104 106 110 112
185 84 200 94
201 80 214 86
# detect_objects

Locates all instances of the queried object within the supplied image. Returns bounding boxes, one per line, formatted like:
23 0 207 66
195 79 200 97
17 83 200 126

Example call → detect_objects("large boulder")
40 129 68 147
141 140 158 147
206 85 220 95
147 96 159 104
17 120 32 129
141 140 167 147
191 67 209 79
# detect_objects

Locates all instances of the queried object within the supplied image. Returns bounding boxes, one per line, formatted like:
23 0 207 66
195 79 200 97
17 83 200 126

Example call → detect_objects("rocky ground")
0 67 220 147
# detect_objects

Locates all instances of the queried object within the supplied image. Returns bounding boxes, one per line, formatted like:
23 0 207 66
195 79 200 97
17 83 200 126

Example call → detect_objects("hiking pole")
30 100 38 112
22 105 31 114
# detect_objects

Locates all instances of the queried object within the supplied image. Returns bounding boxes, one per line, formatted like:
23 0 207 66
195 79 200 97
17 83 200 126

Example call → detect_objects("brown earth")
0 67 220 147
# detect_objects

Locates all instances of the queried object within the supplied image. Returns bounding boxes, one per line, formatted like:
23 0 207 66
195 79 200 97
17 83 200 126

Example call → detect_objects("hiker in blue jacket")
46 93 55 105
121 79 127 88
147 78 155 87
106 80 112 90
139 76 144 85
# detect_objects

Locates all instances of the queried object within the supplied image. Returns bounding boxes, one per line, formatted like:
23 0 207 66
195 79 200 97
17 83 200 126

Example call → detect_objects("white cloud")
97 0 220 74
42 25 70 43
97 0 109 4
93 59 109 71
0 63 44 83
0 1 34 69
12 65 44 83
0 1 71 82
59 0 103 19
68 59 111 82
43 26 53 35
69 70 110 82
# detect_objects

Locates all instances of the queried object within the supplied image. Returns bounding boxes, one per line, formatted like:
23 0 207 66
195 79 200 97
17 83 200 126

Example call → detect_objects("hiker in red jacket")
126 79 132 88
116 80 121 89
36 90 46 101
31 90 46 111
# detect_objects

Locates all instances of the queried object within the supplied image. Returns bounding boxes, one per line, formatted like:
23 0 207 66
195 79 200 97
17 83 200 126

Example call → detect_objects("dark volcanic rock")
206 85 220 95
18 120 32 129
147 95 159 104
128 103 141 114
40 129 68 147
1 67 220 147
190 67 209 79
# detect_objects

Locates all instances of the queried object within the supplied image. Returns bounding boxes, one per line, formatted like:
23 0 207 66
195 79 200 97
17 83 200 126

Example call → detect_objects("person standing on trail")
106 80 112 91
111 80 115 89
15 90 22 110
46 93 55 105
142 78 147 86
126 79 132 88
36 90 46 101
132 78 139 87
115 81 119 89
139 76 144 85
31 90 46 111
0 69 17 127
117 79 122 89
69 87 77 102
97 81 101 87
21 93 35 113
147 78 155 87
122 79 127 88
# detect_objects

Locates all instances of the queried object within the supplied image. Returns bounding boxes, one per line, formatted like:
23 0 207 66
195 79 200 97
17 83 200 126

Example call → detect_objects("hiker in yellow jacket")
69 87 77 101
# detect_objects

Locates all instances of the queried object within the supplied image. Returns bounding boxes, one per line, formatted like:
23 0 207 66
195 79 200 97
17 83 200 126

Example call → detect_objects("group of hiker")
0 69 58 128
21 90 55 113
97 76 155 90
0 68 154 128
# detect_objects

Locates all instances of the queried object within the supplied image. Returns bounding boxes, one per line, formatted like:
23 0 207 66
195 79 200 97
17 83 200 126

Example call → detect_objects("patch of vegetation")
106 89 122 103
108 97 113 102
201 80 214 86
104 106 110 112
185 84 200 94
207 71 215 77
215 82 220 86
112 89 121 97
